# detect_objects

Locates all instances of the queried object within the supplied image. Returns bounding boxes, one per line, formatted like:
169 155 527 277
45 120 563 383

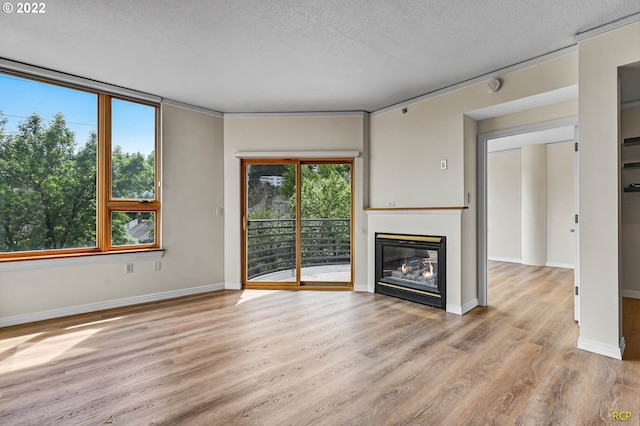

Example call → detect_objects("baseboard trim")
577 336 624 360
545 262 574 269
488 256 521 264
447 300 478 315
446 304 462 315
225 282 242 290
462 298 479 314
0 283 225 328
622 290 640 299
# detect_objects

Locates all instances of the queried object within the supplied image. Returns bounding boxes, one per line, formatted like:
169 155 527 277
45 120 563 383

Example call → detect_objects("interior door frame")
241 157 355 290
477 116 579 307
573 125 580 323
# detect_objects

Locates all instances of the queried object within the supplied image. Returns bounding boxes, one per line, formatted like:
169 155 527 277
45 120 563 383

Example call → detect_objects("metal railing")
247 218 351 279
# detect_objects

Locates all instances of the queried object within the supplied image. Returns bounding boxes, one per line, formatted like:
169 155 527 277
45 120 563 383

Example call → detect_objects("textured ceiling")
0 0 639 113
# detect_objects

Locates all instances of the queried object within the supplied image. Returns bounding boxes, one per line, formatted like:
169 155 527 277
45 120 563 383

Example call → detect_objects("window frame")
0 72 161 261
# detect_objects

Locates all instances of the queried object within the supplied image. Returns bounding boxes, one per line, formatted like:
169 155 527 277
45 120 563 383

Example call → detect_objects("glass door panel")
299 163 352 283
245 163 298 282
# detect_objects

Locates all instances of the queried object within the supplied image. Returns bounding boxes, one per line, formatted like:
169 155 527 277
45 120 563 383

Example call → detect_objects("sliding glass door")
242 159 353 288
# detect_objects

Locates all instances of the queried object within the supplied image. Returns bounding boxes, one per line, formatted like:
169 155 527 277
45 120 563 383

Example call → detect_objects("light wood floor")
0 262 638 425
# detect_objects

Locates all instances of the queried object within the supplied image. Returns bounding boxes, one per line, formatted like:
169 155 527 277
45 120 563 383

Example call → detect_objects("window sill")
0 249 165 272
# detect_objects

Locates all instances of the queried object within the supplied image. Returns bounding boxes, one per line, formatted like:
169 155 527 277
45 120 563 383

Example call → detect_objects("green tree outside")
0 111 155 252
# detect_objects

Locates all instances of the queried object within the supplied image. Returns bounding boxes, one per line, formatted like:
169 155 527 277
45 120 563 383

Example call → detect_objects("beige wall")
370 54 577 209
578 22 640 355
488 149 522 262
478 100 578 135
488 142 574 267
222 114 368 290
0 104 225 322
546 142 575 267
621 105 640 297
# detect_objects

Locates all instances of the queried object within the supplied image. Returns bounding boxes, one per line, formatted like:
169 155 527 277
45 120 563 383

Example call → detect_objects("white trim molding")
0 283 225 328
577 336 625 360
446 304 463 315
545 262 575 269
0 57 161 104
462 298 479 314
575 12 640 42
234 150 360 159
477 116 579 308
162 99 224 117
622 290 640 299
224 111 366 118
225 282 242 290
446 299 478 315
488 256 522 264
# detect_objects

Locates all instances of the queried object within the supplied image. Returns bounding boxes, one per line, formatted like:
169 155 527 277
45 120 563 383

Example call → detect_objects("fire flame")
422 261 434 278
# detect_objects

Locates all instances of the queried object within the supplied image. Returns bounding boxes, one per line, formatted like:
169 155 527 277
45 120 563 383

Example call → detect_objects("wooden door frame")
241 158 355 290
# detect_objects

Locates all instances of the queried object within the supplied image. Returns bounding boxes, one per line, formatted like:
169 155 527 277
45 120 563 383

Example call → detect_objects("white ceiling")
1 1 639 113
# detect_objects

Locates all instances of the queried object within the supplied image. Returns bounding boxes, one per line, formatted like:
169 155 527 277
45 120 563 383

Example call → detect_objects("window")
0 71 160 260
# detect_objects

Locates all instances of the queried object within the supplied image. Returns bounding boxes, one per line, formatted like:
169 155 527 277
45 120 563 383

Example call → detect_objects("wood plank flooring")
1 261 639 425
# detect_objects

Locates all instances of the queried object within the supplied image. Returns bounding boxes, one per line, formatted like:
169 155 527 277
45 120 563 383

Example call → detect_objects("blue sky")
0 73 155 155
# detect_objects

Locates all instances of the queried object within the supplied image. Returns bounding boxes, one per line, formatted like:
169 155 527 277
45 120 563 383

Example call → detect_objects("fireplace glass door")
380 246 439 295
375 234 446 308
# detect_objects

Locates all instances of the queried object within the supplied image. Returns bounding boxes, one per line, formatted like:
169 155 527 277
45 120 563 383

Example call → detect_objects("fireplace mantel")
366 208 475 315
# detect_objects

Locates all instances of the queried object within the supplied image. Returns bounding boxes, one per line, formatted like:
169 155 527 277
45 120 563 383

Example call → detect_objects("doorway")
478 117 579 320
241 158 354 289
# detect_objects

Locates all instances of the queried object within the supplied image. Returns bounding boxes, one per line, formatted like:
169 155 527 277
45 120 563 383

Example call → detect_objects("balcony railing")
247 218 351 280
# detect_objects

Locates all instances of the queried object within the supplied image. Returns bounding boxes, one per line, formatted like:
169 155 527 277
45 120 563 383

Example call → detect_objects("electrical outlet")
440 160 448 170
125 263 133 274
215 207 223 216
387 201 395 207
153 260 161 271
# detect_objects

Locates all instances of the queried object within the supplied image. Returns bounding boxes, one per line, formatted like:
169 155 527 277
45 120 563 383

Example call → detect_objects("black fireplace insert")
375 233 446 309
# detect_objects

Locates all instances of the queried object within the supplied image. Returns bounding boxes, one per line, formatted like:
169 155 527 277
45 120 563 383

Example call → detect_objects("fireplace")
375 233 446 309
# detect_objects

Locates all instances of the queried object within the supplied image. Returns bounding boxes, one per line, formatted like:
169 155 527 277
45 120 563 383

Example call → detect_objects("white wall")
546 142 575 267
578 21 640 358
487 142 575 267
621 105 640 298
0 104 225 324
488 149 522 262
222 114 369 290
521 144 548 266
